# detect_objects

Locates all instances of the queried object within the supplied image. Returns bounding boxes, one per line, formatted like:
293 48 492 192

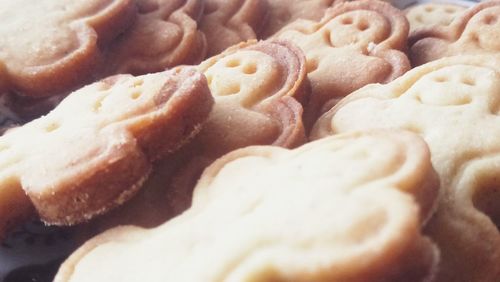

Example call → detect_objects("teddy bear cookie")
409 0 500 66
405 2 467 34
103 0 207 75
311 55 500 282
199 0 269 57
0 67 213 240
274 0 410 126
0 0 136 97
79 39 309 234
55 130 439 282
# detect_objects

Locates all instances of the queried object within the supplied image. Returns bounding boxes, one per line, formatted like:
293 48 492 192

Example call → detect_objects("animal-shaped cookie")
0 0 136 97
405 2 467 34
274 0 410 126
409 0 500 66
80 39 309 234
55 130 440 282
0 67 213 240
103 0 206 75
262 0 343 38
311 55 500 282
199 0 269 57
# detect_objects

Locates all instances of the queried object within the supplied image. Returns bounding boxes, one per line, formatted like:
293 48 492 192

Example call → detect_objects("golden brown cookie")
409 0 500 66
274 0 410 127
199 0 269 57
78 39 309 235
0 0 136 97
56 130 439 282
311 55 500 282
262 0 343 38
0 67 213 239
103 0 206 75
405 2 467 34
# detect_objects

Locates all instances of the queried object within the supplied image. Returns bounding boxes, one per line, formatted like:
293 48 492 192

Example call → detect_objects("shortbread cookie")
103 0 206 75
56 130 439 282
0 0 136 97
311 55 500 282
406 2 466 33
0 67 213 238
262 0 343 38
275 0 410 126
80 39 309 234
199 0 269 57
409 0 500 66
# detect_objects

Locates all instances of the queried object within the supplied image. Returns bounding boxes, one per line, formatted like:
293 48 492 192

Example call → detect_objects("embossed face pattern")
0 67 213 235
311 55 500 282
275 0 410 123
104 0 206 75
410 0 500 66
55 131 439 282
0 0 136 97
405 3 467 33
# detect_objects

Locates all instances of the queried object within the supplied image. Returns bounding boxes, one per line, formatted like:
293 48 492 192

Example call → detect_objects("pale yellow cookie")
274 0 410 126
0 0 136 97
56 130 439 282
410 0 500 65
77 39 309 236
406 2 466 33
311 54 500 282
0 67 213 239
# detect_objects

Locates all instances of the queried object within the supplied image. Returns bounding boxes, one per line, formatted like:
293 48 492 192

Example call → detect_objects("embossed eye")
461 77 476 86
226 59 240 68
425 6 434 12
445 7 456 13
484 15 498 25
93 95 106 113
434 76 447 83
45 122 60 132
219 84 241 96
341 17 353 25
133 80 143 87
131 91 142 100
357 21 369 31
242 63 257 74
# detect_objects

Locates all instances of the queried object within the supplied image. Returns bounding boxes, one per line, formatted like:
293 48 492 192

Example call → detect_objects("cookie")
103 0 207 75
199 0 269 57
405 2 467 33
0 0 137 97
261 0 342 38
0 67 213 239
409 0 500 66
56 130 439 282
311 55 500 282
79 39 309 233
274 0 410 126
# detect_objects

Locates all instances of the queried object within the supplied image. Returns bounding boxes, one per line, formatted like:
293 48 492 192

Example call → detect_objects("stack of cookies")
0 0 499 281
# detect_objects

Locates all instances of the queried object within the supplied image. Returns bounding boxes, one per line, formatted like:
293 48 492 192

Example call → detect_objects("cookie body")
79 39 309 234
0 67 213 238
275 0 410 126
0 0 137 97
409 0 500 65
312 55 500 282
56 130 439 282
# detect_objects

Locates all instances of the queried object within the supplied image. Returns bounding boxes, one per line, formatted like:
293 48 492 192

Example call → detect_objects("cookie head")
0 67 213 233
55 130 439 282
0 0 136 97
311 55 500 282
406 3 466 33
